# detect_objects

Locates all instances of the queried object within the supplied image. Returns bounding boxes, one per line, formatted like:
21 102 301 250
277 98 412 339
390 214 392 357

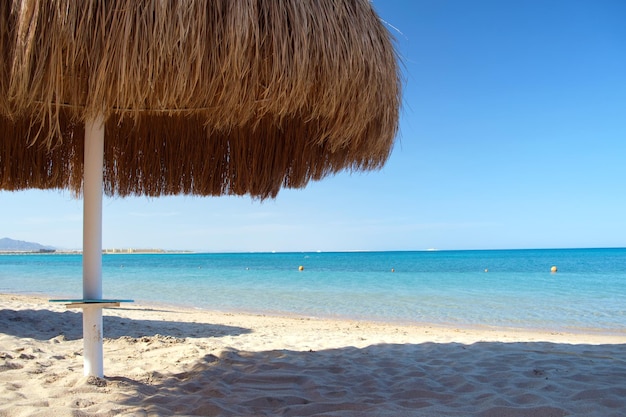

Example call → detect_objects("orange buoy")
299 265 304 271
551 266 558 273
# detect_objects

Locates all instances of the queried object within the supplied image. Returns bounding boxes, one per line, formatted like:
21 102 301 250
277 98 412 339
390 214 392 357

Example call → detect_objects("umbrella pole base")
82 306 104 378
50 299 134 378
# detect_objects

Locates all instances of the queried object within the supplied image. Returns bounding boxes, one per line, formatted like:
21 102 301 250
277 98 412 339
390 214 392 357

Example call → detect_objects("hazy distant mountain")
0 237 56 252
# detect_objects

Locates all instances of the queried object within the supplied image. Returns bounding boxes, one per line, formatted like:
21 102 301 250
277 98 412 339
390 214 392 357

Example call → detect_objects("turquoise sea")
1 248 625 334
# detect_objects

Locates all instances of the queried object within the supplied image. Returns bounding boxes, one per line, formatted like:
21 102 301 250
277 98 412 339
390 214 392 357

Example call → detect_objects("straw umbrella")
0 0 400 377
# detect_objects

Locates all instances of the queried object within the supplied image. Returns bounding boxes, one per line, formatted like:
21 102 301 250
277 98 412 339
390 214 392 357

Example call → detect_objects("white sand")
1 293 625 416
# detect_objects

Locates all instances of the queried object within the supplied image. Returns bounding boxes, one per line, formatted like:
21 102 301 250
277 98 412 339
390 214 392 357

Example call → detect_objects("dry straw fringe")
1 0 400 199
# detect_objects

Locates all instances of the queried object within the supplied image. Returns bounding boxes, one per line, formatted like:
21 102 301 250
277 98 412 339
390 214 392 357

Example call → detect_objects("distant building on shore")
103 248 165 254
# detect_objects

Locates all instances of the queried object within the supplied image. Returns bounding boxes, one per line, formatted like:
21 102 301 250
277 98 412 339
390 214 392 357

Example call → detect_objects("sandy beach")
1 293 625 416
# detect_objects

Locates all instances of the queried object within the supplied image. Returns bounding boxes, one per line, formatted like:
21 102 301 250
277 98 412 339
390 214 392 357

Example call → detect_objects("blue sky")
2 0 625 252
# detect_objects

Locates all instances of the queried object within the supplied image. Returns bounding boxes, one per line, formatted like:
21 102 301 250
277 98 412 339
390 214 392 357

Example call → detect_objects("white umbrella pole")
83 116 105 377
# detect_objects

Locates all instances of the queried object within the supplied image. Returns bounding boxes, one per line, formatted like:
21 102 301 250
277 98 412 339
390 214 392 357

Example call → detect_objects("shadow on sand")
109 341 626 417
0 308 250 340
2 307 625 416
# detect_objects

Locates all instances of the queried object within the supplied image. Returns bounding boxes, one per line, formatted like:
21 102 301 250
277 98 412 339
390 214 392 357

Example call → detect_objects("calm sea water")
1 249 625 333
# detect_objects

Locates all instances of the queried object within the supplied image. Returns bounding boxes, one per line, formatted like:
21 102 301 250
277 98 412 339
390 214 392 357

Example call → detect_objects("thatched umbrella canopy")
1 0 400 199
0 0 400 378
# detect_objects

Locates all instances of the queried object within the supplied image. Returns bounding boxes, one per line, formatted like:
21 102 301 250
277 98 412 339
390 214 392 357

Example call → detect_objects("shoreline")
3 291 626 342
2 292 626 416
0 291 626 343
2 292 625 347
